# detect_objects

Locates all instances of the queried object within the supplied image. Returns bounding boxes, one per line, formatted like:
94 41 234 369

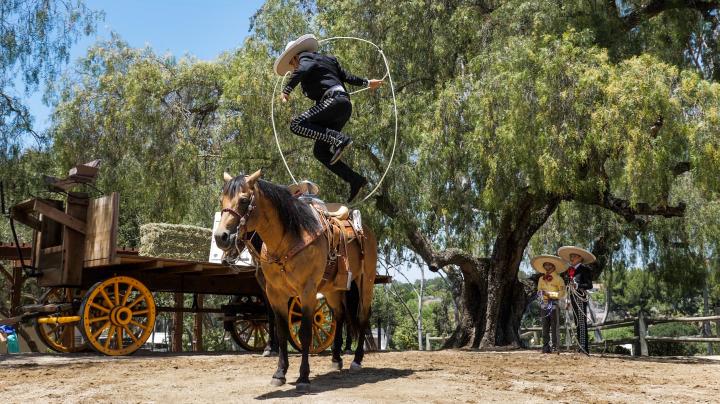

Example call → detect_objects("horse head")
214 169 262 250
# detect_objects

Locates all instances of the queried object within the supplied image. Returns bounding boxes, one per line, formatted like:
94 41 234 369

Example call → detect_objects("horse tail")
344 280 362 340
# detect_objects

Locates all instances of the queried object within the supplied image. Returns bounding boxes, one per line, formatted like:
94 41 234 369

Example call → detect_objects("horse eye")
239 197 250 204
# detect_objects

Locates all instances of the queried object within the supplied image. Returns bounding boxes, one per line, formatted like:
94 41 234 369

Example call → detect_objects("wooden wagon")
1 162 389 356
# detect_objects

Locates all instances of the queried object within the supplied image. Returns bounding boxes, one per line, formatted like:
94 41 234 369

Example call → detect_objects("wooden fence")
521 310 720 356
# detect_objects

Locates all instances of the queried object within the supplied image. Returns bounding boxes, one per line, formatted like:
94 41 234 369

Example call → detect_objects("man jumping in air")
274 34 383 202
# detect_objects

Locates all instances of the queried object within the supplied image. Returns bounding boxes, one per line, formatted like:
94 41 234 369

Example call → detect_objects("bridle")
221 190 256 238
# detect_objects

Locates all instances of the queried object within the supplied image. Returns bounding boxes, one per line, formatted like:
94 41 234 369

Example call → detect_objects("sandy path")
1 350 718 403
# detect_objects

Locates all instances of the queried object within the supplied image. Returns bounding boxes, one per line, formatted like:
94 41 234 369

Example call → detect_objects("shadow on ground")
255 367 426 399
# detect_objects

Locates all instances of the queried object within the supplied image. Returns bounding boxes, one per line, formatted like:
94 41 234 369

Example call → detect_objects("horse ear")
246 169 262 186
223 172 233 183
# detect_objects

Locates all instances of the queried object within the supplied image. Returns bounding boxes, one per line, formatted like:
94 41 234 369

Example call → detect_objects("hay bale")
139 223 212 261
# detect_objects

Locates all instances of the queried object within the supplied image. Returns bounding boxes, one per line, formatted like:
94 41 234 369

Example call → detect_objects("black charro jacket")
564 263 593 291
282 51 368 102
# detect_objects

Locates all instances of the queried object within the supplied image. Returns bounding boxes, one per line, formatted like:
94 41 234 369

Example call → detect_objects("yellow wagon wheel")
288 295 336 354
230 319 270 352
226 295 269 352
35 288 88 353
80 276 156 356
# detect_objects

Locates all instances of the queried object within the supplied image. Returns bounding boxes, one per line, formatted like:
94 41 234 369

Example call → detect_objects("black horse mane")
223 176 320 239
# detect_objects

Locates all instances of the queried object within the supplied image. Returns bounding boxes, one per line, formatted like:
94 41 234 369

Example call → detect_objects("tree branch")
620 0 719 28
374 192 490 274
585 190 686 225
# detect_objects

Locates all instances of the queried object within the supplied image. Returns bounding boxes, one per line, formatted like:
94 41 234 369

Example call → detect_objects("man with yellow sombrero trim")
531 255 567 354
557 246 595 355
274 34 384 202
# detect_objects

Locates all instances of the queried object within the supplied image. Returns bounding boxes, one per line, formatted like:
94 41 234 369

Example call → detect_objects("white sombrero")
531 255 569 274
557 246 596 264
273 34 319 76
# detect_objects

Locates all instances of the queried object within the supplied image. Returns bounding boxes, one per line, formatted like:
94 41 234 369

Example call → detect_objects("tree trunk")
377 192 558 349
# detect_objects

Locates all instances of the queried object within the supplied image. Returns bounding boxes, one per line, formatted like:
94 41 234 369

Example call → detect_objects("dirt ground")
0 350 718 403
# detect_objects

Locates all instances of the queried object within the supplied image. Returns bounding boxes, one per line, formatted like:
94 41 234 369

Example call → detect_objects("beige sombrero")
273 34 319 75
557 246 596 264
531 255 569 274
288 180 320 196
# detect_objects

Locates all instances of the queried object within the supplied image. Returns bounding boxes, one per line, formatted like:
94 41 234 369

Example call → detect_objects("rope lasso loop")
270 35 398 204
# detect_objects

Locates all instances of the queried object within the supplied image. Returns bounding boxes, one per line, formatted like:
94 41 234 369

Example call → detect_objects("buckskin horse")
213 170 377 393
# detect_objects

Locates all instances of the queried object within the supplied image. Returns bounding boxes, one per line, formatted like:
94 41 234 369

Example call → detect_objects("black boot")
347 177 368 203
330 136 353 165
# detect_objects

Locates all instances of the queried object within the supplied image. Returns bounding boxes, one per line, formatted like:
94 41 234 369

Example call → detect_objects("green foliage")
1 0 101 188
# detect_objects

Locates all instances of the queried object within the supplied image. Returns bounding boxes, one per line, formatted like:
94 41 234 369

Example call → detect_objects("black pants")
541 302 560 352
290 95 364 185
571 293 589 353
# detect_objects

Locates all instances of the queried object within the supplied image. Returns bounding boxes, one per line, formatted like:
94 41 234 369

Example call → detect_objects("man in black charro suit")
558 246 595 355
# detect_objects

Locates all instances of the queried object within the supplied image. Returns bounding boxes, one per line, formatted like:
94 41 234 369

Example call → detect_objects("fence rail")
521 309 720 356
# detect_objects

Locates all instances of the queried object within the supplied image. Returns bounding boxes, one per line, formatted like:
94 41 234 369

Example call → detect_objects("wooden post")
377 317 382 350
193 294 204 352
426 333 431 351
10 263 23 315
634 312 648 357
715 307 720 341
172 293 183 352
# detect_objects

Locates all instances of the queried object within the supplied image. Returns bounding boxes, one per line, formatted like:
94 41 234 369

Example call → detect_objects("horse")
213 170 377 393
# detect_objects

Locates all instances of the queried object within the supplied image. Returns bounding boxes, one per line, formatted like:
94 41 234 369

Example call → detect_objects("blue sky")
19 0 265 132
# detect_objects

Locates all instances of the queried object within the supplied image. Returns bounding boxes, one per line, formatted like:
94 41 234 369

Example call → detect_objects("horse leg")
267 298 289 387
324 292 345 370
296 289 317 393
344 322 353 354
265 308 278 356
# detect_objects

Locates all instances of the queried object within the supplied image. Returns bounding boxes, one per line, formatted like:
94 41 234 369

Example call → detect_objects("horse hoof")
270 377 286 387
344 350 353 355
262 350 278 357
296 383 311 394
350 361 362 371
330 361 343 371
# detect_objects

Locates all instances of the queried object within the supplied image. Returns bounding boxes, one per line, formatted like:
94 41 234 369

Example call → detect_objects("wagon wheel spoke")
104 326 116 349
123 325 139 343
132 309 149 316
90 302 110 313
117 327 124 350
113 280 120 306
127 294 146 310
89 315 109 324
129 319 150 331
92 321 111 340
99 288 114 309
121 285 134 307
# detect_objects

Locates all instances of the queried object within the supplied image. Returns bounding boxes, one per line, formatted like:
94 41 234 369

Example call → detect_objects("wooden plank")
42 246 64 255
68 164 99 179
123 260 164 271
62 193 88 286
34 199 86 234
645 336 720 343
156 306 226 314
155 264 203 274
648 315 720 324
189 267 241 276
84 193 119 267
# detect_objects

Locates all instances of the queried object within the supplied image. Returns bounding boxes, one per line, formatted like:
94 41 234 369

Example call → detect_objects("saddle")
289 181 364 291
